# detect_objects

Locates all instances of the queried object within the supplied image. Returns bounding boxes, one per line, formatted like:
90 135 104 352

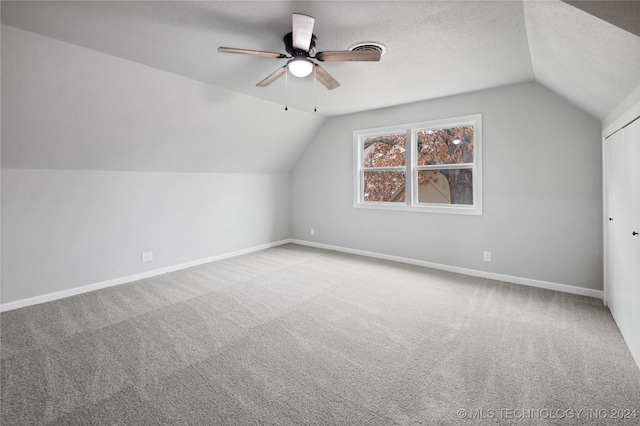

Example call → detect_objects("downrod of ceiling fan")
283 32 317 57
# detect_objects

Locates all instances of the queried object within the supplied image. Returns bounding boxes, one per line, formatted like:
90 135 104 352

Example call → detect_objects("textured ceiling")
525 1 640 120
1 1 638 118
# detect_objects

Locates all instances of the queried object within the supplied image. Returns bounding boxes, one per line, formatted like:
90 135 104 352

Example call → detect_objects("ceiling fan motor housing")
284 32 317 57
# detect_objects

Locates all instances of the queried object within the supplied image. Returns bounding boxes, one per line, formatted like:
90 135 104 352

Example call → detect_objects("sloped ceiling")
1 25 325 173
3 0 637 119
524 1 639 120
1 1 534 116
1 1 638 173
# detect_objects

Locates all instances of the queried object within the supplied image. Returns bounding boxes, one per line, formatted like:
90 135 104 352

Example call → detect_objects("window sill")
353 201 482 216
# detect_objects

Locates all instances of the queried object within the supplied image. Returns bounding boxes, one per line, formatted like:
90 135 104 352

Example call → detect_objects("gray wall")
1 170 290 304
292 82 604 290
1 25 299 305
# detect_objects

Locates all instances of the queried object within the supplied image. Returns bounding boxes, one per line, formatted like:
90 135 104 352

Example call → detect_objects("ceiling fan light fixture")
288 58 314 77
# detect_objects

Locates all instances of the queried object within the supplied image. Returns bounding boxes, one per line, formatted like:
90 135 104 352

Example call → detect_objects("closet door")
623 118 640 365
605 132 621 319
605 117 640 367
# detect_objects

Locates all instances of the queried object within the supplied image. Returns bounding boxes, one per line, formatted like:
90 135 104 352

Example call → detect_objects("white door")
605 117 640 368
605 132 621 316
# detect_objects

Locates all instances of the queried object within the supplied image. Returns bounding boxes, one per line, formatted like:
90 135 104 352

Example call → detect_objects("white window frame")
353 114 482 215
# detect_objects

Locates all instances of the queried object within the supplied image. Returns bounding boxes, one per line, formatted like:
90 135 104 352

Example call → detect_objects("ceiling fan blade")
315 50 381 62
292 13 315 51
218 47 286 59
314 64 340 90
256 66 287 87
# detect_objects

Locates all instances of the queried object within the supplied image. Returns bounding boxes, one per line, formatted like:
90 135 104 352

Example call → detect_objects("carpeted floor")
1 243 639 425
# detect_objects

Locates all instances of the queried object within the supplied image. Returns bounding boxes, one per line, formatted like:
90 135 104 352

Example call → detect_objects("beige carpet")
2 243 639 425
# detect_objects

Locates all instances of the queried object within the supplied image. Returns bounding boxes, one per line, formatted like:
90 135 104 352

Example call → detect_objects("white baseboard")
290 239 604 300
0 239 292 313
1 238 603 312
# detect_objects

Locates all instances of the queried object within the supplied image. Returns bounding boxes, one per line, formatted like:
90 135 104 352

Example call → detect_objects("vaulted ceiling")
2 1 639 174
2 0 639 119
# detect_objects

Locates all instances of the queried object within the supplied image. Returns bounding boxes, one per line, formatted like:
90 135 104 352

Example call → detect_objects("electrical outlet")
310 228 315 236
142 251 153 262
484 251 491 262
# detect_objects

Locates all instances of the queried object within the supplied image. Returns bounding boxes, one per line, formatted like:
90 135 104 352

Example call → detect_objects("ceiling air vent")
348 42 387 57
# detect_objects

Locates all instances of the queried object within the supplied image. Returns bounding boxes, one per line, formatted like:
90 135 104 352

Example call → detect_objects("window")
354 114 482 215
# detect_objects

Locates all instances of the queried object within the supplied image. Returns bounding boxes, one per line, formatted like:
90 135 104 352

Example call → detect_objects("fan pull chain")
284 68 288 111
314 65 317 112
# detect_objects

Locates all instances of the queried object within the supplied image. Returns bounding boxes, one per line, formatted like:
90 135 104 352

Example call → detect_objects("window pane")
363 134 406 167
417 169 473 205
417 126 473 166
364 171 405 202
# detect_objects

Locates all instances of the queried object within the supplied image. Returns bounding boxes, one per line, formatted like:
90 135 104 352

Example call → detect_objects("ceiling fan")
218 13 382 90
